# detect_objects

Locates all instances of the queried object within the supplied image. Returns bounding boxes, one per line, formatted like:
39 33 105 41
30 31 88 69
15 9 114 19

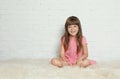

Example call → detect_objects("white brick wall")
0 0 120 60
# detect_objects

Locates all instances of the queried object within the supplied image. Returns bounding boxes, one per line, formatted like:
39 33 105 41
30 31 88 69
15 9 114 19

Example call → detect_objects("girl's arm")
79 44 88 60
60 43 66 61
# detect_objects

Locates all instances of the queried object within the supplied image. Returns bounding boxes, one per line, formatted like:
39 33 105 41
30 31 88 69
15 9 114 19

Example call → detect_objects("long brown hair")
62 16 83 54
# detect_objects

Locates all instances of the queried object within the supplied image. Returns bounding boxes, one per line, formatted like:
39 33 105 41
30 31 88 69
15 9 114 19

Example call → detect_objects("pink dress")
62 36 96 65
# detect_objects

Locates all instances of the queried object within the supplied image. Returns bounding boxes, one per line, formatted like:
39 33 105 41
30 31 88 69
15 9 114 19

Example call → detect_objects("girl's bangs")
67 20 79 25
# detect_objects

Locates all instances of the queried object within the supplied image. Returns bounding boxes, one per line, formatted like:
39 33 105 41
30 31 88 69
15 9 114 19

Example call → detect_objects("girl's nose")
72 28 75 30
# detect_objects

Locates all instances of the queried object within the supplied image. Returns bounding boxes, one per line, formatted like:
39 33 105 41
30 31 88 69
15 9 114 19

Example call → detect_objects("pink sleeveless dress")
62 36 96 65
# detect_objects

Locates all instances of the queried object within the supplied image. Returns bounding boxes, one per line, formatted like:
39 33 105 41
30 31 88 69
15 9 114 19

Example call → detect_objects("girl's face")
67 25 79 37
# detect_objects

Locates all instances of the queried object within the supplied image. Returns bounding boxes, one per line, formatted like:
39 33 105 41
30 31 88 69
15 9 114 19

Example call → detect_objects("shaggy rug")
0 59 119 79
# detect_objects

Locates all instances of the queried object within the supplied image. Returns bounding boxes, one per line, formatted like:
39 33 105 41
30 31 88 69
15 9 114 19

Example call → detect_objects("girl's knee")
81 59 90 67
51 58 58 65
51 58 63 68
51 58 56 65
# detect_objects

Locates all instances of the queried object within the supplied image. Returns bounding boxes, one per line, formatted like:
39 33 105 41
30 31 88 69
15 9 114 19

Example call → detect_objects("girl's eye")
74 25 77 27
68 26 71 28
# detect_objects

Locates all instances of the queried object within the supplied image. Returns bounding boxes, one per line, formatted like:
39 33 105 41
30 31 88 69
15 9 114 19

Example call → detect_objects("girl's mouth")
71 31 76 33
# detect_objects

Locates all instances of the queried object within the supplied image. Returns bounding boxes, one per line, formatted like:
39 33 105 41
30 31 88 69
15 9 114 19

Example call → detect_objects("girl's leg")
51 58 63 67
77 59 90 67
51 58 68 68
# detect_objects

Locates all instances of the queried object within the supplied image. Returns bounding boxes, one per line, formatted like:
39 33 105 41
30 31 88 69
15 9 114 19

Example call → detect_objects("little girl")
51 16 96 68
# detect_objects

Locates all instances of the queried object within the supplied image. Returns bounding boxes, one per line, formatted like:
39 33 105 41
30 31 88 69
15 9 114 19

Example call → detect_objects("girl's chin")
69 32 78 37
70 34 77 37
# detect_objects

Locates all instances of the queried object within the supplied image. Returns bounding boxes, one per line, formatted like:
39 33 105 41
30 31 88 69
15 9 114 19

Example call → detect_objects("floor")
0 59 120 79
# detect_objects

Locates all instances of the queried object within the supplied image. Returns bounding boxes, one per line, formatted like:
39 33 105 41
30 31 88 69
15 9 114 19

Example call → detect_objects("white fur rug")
0 59 120 79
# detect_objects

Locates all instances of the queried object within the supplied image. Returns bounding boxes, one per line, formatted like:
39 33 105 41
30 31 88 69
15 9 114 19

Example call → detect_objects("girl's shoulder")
61 35 87 44
61 35 65 40
61 35 86 40
61 35 65 44
82 36 86 39
82 36 87 45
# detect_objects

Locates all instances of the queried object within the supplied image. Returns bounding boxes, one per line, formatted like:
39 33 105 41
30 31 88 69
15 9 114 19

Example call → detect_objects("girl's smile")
68 25 79 36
